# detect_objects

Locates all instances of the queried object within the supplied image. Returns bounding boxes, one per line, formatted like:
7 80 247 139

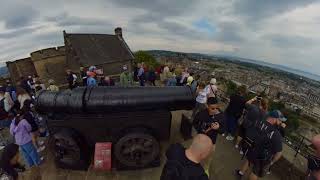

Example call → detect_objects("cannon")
36 86 194 170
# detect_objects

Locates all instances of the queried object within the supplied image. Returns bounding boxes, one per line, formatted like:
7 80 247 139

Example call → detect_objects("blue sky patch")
193 18 215 34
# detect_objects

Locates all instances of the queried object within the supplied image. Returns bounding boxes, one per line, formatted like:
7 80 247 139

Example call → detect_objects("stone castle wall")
30 46 67 86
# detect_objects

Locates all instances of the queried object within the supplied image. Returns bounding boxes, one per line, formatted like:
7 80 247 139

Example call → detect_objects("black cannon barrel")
35 86 195 113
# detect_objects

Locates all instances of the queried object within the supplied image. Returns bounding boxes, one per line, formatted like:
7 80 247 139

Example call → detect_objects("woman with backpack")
205 78 218 98
10 111 43 168
0 143 25 180
22 99 45 153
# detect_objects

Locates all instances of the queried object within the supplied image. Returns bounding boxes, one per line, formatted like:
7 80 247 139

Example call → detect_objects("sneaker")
235 145 239 149
222 133 225 137
38 157 45 165
37 146 46 153
235 169 244 179
239 150 244 155
0 145 5 151
226 136 234 141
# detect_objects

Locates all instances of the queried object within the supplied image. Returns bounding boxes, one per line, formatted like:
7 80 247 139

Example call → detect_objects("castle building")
6 27 133 87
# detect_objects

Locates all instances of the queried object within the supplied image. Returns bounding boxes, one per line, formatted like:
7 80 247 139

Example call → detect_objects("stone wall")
30 46 67 86
6 57 37 85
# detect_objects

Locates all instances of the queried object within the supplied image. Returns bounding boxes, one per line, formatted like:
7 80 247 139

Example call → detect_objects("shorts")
249 159 271 177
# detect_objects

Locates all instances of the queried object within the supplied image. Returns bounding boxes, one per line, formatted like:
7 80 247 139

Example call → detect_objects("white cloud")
0 0 319 76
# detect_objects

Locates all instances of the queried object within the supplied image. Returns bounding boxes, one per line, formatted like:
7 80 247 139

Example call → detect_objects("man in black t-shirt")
160 134 213 180
192 97 225 175
236 110 286 180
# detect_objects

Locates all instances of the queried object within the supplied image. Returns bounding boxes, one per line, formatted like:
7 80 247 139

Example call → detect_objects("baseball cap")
268 110 287 122
210 78 217 85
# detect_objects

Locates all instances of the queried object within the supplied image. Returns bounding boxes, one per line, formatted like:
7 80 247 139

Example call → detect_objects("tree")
226 80 238 96
134 51 160 69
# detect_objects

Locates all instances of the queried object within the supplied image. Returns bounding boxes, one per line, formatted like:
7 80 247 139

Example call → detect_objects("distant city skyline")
0 0 320 75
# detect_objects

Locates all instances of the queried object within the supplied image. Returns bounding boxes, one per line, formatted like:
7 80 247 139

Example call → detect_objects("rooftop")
64 31 134 66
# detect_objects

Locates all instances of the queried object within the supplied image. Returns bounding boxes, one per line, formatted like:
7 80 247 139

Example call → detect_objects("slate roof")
64 33 134 66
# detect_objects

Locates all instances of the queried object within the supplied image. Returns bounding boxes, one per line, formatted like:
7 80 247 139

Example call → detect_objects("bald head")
189 134 213 160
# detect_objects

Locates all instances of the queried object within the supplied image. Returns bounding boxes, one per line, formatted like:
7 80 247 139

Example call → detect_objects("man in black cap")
236 110 287 180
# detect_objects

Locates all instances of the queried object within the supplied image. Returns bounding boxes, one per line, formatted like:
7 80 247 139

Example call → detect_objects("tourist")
10 112 43 168
66 70 78 90
22 100 45 153
191 82 209 119
160 134 213 180
307 135 320 180
80 67 87 86
137 63 145 86
0 143 25 180
120 65 133 87
186 72 194 86
87 71 97 87
224 86 247 141
148 67 157 86
100 76 115 86
236 96 269 155
192 97 225 175
5 80 17 102
180 68 190 85
0 87 14 128
47 79 59 92
190 74 200 93
236 110 286 180
27 76 35 93
19 77 32 95
166 70 177 86
205 78 218 98
16 87 31 110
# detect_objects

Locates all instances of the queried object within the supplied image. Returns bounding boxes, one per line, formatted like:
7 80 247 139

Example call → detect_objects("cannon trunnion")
36 86 194 170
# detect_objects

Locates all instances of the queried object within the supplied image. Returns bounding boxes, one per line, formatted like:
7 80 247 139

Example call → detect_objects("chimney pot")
115 27 123 38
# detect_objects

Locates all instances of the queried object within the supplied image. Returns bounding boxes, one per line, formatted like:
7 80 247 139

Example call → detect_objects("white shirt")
205 84 218 97
196 88 210 104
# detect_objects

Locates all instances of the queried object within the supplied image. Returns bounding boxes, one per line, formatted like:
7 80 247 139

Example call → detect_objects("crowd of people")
1 63 318 180
161 79 291 180
0 76 49 179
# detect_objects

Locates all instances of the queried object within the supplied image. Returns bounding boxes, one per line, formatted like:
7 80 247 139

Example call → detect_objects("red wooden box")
93 142 112 171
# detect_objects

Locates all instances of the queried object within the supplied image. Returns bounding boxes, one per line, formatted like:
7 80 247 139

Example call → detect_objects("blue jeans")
226 114 237 136
139 79 145 86
20 141 41 167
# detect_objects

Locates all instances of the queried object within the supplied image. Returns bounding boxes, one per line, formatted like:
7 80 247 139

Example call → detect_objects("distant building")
64 27 134 77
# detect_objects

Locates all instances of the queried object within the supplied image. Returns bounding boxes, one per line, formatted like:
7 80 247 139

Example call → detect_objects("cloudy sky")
1 0 320 75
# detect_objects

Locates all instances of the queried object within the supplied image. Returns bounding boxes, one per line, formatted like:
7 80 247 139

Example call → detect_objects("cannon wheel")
114 131 160 168
50 129 90 170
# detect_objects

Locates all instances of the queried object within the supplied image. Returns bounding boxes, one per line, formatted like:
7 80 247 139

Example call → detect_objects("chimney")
115 27 123 38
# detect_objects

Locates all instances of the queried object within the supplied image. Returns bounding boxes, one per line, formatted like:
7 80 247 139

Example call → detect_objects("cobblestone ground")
1 111 281 180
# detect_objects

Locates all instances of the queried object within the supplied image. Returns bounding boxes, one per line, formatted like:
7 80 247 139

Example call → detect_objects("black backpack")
245 121 275 161
242 106 265 129
0 98 8 120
